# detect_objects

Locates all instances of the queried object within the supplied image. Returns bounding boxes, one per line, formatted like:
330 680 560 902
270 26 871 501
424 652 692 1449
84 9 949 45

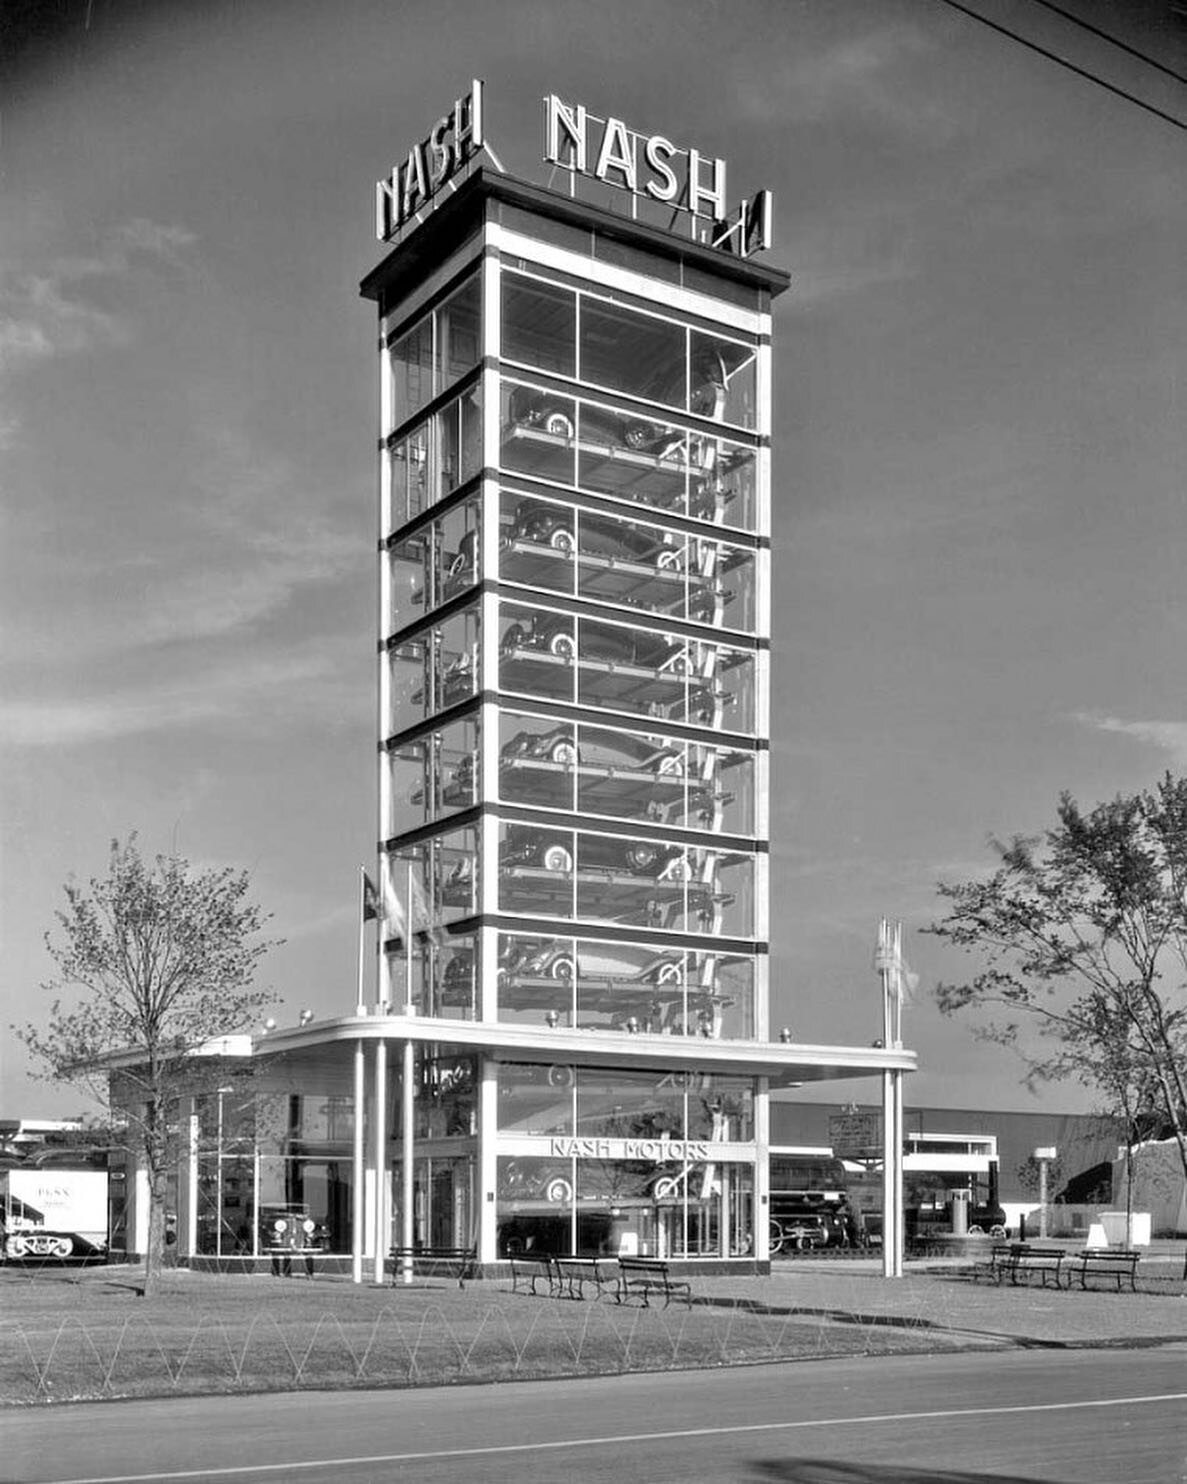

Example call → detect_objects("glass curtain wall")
379 214 768 1260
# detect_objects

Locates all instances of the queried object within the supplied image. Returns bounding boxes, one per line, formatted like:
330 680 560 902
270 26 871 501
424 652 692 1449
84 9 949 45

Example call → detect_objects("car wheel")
626 842 660 873
623 421 655 450
768 1219 785 1256
654 960 682 985
989 1224 1007 1238
502 624 526 652
656 545 682 571
548 630 576 660
548 526 575 554
547 737 578 767
545 1177 573 1204
542 843 574 874
548 955 575 980
544 410 575 439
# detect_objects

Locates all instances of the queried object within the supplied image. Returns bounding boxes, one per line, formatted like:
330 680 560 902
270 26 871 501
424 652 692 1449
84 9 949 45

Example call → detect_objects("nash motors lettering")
550 1137 710 1162
376 80 486 242
543 94 772 259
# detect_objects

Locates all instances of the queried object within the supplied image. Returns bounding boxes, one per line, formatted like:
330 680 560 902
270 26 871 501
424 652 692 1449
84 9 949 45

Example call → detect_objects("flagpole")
878 919 895 1278
401 858 415 1285
356 867 368 1015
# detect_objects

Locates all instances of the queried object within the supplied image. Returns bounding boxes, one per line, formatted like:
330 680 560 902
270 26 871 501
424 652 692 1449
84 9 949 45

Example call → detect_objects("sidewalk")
693 1255 1187 1348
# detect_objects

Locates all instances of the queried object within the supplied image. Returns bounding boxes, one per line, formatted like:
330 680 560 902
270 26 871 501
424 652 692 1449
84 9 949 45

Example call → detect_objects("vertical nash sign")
376 80 486 242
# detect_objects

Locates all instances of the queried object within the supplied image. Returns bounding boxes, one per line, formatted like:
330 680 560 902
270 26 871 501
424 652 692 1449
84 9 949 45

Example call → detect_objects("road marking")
39 1390 1187 1484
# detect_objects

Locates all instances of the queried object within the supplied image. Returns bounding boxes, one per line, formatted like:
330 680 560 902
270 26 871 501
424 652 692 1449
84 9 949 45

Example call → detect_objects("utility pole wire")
1028 0 1187 88
933 0 1187 132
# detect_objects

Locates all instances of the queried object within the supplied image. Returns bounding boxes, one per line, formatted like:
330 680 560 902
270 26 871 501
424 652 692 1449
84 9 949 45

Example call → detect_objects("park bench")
1066 1249 1140 1292
980 1243 1066 1288
1004 1243 1066 1288
616 1255 692 1308
509 1251 559 1296
555 1255 616 1300
389 1244 477 1289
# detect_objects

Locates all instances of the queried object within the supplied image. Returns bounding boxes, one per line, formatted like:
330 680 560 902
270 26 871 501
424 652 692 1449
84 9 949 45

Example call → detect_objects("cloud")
0 215 196 416
1072 711 1187 767
0 644 363 748
112 218 197 266
736 24 948 138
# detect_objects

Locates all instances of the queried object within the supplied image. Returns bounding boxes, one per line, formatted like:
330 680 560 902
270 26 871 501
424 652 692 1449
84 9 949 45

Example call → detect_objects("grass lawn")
0 1264 982 1405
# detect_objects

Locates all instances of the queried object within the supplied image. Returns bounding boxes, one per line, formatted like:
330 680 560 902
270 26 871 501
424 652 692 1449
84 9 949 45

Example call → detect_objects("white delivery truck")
1 1167 109 1259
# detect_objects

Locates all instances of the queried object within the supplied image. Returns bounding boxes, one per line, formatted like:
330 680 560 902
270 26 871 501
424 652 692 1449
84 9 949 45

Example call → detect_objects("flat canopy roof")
360 165 791 310
257 1013 915 1090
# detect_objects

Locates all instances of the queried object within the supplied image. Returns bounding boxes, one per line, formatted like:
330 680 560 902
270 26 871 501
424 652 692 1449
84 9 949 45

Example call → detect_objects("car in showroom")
506 386 681 458
499 824 684 879
500 611 687 673
503 498 684 571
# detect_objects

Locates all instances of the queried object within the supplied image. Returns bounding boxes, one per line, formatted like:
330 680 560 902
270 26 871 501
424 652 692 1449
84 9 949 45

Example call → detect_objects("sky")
1 0 1184 1121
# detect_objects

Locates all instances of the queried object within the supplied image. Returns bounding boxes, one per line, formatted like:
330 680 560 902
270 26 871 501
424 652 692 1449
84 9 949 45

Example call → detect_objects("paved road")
7 1348 1187 1484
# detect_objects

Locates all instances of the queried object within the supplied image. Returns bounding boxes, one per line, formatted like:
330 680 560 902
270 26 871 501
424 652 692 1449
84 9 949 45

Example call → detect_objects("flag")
874 920 918 1006
361 868 380 923
407 866 447 948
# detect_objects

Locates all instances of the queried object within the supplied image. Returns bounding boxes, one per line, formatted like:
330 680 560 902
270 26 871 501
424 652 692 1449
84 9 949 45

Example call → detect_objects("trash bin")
950 1190 970 1236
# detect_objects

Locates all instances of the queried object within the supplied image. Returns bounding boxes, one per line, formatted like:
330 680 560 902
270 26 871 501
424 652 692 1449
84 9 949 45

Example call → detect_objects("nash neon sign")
375 80 486 242
543 94 772 258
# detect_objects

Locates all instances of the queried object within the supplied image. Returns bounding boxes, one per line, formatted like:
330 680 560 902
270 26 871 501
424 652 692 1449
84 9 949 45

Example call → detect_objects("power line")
933 0 1187 131
1029 0 1187 87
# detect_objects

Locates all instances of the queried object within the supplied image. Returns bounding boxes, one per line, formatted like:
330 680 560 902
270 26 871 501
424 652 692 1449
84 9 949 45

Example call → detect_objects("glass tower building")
361 167 789 1263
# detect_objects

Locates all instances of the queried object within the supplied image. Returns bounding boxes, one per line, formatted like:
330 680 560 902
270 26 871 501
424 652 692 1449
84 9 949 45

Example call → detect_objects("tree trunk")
141 1165 167 1297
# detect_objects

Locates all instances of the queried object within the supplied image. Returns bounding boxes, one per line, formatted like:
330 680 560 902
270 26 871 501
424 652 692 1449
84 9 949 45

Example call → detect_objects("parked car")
504 498 683 571
507 386 677 456
500 824 682 878
501 611 686 673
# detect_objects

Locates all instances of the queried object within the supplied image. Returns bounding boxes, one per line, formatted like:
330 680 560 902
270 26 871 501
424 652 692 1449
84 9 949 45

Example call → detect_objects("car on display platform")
500 611 687 673
441 940 686 1002
501 724 684 776
499 824 684 879
506 386 679 457
503 498 684 571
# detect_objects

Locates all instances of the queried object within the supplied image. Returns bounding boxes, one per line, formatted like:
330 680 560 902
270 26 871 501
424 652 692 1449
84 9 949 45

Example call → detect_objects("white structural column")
352 1039 365 1284
892 1067 904 1276
401 1038 415 1282
881 1069 896 1278
878 918 906 1279
372 1040 388 1285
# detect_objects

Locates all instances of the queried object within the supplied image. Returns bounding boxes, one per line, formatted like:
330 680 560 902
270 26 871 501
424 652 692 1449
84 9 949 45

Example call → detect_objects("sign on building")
829 1112 883 1161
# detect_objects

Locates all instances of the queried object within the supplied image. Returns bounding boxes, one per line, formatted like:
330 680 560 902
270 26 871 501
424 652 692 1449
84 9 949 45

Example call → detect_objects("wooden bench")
1003 1243 1066 1288
555 1255 616 1300
976 1244 1016 1283
509 1252 558 1296
616 1255 692 1308
389 1245 477 1289
1066 1249 1140 1292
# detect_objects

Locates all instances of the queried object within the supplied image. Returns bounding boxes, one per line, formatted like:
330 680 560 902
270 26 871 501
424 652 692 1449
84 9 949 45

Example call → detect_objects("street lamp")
1033 1146 1057 1240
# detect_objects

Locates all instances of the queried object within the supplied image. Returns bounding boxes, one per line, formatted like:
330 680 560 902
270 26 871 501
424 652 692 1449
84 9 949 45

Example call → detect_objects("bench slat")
616 1256 692 1308
389 1246 477 1289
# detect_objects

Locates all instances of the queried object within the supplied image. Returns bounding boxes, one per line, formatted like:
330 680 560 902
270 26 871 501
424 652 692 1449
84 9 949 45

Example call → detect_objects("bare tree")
17 837 281 1293
930 775 1187 1205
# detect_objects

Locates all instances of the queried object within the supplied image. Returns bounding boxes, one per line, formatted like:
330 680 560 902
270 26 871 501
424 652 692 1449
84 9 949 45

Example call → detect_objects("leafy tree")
17 838 281 1293
930 775 1187 1206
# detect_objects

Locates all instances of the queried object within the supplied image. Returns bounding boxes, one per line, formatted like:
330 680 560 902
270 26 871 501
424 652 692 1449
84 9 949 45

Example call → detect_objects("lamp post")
1034 1146 1057 1240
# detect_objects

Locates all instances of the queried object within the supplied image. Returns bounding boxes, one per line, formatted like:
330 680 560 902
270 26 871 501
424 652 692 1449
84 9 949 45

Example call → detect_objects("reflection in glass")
502 273 576 376
579 298 684 403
